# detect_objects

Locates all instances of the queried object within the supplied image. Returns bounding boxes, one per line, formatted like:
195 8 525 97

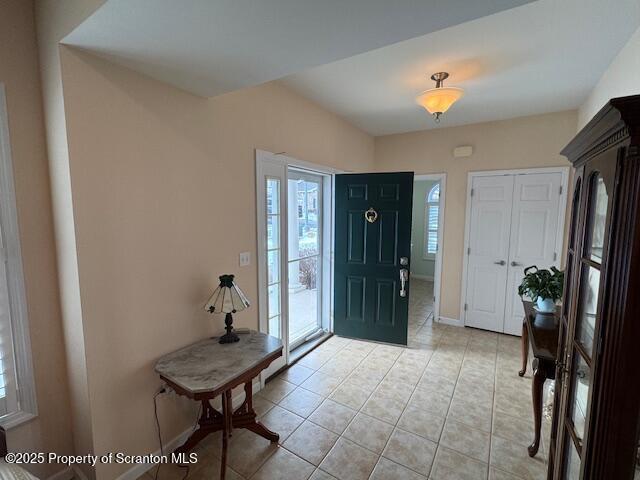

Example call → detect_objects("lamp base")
219 312 240 344
219 331 240 344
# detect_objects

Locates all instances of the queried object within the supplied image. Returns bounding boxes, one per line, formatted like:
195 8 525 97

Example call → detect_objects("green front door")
334 172 414 345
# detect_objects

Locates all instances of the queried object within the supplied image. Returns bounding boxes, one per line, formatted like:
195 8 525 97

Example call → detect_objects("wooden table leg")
239 381 279 442
174 400 222 454
245 380 278 441
246 421 280 442
528 358 545 457
519 318 529 377
226 390 233 437
221 391 230 480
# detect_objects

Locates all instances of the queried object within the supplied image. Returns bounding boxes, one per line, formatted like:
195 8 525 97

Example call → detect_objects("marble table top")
155 331 282 394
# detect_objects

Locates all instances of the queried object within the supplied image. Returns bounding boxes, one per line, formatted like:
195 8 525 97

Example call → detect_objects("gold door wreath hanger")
365 207 378 223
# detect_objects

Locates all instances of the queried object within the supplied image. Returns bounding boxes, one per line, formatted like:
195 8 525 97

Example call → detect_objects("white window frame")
256 156 288 381
0 85 37 428
423 183 440 259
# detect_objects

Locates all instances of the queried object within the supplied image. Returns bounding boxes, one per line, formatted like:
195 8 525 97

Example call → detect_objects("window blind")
426 205 439 254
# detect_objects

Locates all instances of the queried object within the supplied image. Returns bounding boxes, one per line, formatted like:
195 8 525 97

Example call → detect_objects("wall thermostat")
453 146 473 158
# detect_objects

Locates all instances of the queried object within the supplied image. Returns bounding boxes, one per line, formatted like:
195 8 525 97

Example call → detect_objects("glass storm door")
257 151 333 381
287 170 324 348
552 152 616 479
334 172 414 345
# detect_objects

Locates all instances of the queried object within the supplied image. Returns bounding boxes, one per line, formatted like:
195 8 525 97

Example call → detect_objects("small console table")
519 301 560 458
155 331 283 479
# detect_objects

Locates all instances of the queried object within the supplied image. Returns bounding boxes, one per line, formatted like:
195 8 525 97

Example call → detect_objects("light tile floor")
289 288 320 344
142 279 550 480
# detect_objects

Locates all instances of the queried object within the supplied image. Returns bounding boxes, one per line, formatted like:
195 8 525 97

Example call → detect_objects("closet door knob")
494 260 506 266
511 261 522 267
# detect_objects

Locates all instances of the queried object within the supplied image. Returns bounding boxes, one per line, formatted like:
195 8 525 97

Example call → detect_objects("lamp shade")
205 274 250 314
416 87 464 115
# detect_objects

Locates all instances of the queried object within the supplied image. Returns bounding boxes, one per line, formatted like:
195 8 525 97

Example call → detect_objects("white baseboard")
117 380 262 480
46 467 75 480
46 462 90 480
72 466 89 480
411 274 434 281
118 425 193 480
437 316 462 327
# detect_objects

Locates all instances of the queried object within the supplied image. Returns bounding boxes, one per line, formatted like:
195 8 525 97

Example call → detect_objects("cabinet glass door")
548 171 583 473
549 169 582 472
553 158 615 479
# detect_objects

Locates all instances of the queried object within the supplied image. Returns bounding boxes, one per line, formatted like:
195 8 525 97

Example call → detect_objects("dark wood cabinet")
548 95 640 479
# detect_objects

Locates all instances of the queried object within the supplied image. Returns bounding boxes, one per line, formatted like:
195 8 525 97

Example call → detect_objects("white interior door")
503 172 563 335
464 175 514 332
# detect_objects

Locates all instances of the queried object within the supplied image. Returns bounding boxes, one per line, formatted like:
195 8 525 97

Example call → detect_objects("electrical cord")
153 387 164 480
153 389 165 480
153 386 201 480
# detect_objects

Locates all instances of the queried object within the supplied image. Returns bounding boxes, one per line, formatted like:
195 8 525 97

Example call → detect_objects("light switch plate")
239 251 251 267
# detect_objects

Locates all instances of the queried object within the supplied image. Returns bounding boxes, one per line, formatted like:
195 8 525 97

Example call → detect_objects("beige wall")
578 26 640 129
375 111 577 321
0 1 74 477
58 47 373 478
26 4 598 476
35 2 107 477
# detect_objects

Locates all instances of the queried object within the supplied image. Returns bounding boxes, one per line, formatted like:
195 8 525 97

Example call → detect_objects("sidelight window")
424 183 440 258
0 87 37 427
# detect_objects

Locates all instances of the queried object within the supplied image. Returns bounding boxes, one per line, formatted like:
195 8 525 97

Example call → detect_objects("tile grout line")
427 330 480 479
263 333 534 480
271 337 389 477
360 320 448 479
489 338 535 480
258 302 529 480
253 339 356 478
314 340 411 477
239 333 489 479
486 334 500 479
368 347 438 478
298 309 438 478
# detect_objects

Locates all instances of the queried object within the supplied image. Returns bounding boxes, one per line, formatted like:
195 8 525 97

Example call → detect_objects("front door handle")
494 260 506 266
400 269 409 297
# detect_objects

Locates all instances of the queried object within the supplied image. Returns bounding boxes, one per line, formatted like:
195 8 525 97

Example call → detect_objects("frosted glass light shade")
205 274 250 314
416 87 464 115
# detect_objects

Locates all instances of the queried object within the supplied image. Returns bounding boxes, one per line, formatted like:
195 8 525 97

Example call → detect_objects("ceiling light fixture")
416 72 464 123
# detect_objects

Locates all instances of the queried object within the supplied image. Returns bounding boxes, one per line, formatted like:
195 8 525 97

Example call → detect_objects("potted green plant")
518 265 564 313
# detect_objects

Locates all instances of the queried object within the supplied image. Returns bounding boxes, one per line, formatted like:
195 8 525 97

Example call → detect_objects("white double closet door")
464 171 564 335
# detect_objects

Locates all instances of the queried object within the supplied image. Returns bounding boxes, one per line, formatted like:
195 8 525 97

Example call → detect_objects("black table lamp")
204 274 250 343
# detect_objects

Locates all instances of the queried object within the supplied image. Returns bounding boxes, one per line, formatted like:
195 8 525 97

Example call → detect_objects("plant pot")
536 297 556 313
533 312 557 329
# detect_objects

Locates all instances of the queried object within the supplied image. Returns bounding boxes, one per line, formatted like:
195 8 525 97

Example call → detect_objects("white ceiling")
63 0 639 136
282 0 640 135
62 0 534 97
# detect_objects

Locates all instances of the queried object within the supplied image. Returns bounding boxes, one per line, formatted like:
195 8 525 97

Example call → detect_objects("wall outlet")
239 251 251 267
159 384 175 396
